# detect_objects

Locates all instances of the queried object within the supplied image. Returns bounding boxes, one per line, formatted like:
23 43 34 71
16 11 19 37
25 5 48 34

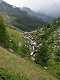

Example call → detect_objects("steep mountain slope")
0 14 59 80
0 47 58 80
22 7 54 22
0 1 45 31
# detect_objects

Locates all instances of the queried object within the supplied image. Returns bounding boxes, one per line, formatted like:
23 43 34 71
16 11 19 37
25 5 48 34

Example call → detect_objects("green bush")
0 16 9 47
35 43 49 66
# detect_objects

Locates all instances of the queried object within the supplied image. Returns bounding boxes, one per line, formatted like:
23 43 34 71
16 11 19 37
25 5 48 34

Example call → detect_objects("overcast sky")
3 0 60 17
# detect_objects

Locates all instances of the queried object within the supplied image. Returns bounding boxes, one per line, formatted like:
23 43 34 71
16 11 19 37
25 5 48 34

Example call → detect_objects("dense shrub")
31 20 60 67
35 43 49 66
0 16 9 47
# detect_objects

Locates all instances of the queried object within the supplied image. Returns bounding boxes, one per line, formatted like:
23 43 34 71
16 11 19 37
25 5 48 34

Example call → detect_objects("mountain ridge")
0 1 54 31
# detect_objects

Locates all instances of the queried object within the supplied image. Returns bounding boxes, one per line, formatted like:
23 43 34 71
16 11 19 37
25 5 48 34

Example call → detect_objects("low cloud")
3 0 60 17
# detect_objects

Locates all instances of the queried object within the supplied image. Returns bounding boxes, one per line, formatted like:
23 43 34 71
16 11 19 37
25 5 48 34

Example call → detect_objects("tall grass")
0 68 29 80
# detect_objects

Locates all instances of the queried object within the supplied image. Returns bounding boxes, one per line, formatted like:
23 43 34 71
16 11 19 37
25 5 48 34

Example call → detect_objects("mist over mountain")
0 1 54 31
22 7 54 22
3 0 60 17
